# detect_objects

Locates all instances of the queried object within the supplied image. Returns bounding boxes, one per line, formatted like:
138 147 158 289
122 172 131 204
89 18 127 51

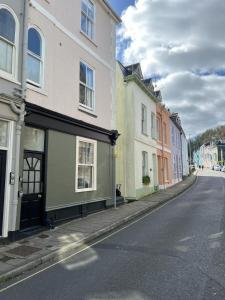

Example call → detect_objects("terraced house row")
0 0 188 240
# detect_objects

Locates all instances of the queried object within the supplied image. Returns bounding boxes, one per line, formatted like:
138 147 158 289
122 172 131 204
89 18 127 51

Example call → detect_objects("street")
1 169 225 300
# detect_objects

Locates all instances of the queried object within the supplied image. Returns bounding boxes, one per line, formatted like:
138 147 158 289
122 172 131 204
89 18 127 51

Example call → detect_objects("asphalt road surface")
1 169 225 300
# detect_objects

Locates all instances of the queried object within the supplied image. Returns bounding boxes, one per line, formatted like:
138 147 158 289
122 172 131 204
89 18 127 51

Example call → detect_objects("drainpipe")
110 130 119 209
8 0 28 233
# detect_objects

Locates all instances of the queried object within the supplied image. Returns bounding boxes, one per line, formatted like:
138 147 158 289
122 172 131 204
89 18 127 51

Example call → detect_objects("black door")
20 151 44 230
0 150 7 235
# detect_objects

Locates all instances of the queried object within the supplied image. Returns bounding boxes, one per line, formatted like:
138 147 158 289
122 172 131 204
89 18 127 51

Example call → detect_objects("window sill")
0 71 21 86
75 187 96 193
78 105 97 118
80 30 97 47
142 132 148 137
27 83 48 96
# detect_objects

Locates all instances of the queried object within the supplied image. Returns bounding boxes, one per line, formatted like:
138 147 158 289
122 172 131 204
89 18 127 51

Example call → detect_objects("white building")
116 62 159 201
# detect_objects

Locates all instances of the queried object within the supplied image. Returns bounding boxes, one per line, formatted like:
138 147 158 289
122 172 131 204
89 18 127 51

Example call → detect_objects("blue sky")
108 0 134 16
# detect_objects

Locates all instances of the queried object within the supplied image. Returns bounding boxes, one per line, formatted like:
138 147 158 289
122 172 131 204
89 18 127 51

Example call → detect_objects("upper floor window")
0 7 17 76
156 117 161 140
163 122 167 144
141 104 147 135
27 27 43 87
79 61 94 110
81 0 95 40
151 112 156 139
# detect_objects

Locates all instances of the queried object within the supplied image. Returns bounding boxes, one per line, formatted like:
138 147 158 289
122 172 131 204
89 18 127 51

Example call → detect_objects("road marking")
0 178 197 293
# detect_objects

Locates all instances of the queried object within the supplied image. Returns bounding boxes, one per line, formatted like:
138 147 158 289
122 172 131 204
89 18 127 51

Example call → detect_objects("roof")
118 61 158 95
102 0 121 23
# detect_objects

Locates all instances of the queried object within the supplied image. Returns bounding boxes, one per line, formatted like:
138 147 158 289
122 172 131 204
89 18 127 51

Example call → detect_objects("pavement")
0 174 196 285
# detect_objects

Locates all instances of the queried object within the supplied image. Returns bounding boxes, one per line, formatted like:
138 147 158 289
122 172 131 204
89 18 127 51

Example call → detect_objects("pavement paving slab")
0 174 196 284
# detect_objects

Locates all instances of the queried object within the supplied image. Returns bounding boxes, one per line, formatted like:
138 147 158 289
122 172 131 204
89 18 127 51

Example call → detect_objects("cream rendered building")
116 62 159 201
11 0 121 234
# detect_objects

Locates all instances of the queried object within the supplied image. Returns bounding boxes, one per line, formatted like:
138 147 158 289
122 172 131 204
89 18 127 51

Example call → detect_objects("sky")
108 0 225 137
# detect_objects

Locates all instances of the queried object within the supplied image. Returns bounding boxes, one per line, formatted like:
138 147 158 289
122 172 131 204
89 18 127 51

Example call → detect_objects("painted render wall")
27 0 118 131
170 119 183 184
46 130 112 212
116 63 158 201
181 133 189 176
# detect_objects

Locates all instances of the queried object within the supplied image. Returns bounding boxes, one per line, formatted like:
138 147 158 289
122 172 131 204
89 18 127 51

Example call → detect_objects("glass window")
24 127 45 152
81 0 94 39
0 120 8 147
141 104 147 135
142 151 148 177
0 8 16 74
76 137 96 191
27 28 43 86
151 112 156 139
79 62 94 110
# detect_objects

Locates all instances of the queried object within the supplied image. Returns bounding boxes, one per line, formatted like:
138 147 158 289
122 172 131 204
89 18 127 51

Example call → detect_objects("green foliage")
190 125 225 153
142 175 151 185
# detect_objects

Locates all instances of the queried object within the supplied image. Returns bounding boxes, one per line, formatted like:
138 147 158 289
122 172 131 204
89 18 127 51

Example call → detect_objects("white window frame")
0 4 19 82
80 0 95 41
27 25 45 88
141 104 147 135
151 112 156 139
75 136 97 192
79 60 95 111
142 151 148 178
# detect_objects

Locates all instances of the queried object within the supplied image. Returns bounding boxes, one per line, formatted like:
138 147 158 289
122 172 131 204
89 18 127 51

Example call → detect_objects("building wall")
0 0 25 237
181 133 189 176
170 119 183 184
116 63 158 201
27 0 117 130
156 103 172 188
46 130 112 211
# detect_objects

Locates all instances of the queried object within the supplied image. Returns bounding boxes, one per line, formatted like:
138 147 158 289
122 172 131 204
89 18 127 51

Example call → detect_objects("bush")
142 175 151 185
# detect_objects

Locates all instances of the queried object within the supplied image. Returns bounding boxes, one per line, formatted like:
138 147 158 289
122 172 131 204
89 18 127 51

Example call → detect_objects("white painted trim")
29 0 112 71
1 120 13 237
0 4 20 82
75 136 97 193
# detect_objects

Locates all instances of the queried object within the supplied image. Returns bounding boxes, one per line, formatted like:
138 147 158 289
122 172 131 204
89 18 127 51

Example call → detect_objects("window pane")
79 84 86 105
24 127 45 152
80 62 86 83
35 183 40 193
28 182 34 194
78 165 93 189
23 171 29 182
0 120 8 147
27 53 41 84
86 88 93 109
29 171 35 182
28 28 41 56
87 19 93 39
79 141 86 164
88 6 94 20
87 67 93 88
0 39 13 73
0 9 15 43
23 182 28 194
81 1 88 14
86 143 94 164
81 13 87 34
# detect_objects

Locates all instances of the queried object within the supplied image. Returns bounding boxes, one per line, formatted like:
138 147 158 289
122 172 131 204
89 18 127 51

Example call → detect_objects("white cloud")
118 0 225 135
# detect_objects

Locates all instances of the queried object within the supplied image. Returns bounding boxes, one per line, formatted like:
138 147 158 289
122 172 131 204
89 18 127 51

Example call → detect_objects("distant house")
156 103 173 189
116 61 159 201
199 141 225 168
170 113 183 184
